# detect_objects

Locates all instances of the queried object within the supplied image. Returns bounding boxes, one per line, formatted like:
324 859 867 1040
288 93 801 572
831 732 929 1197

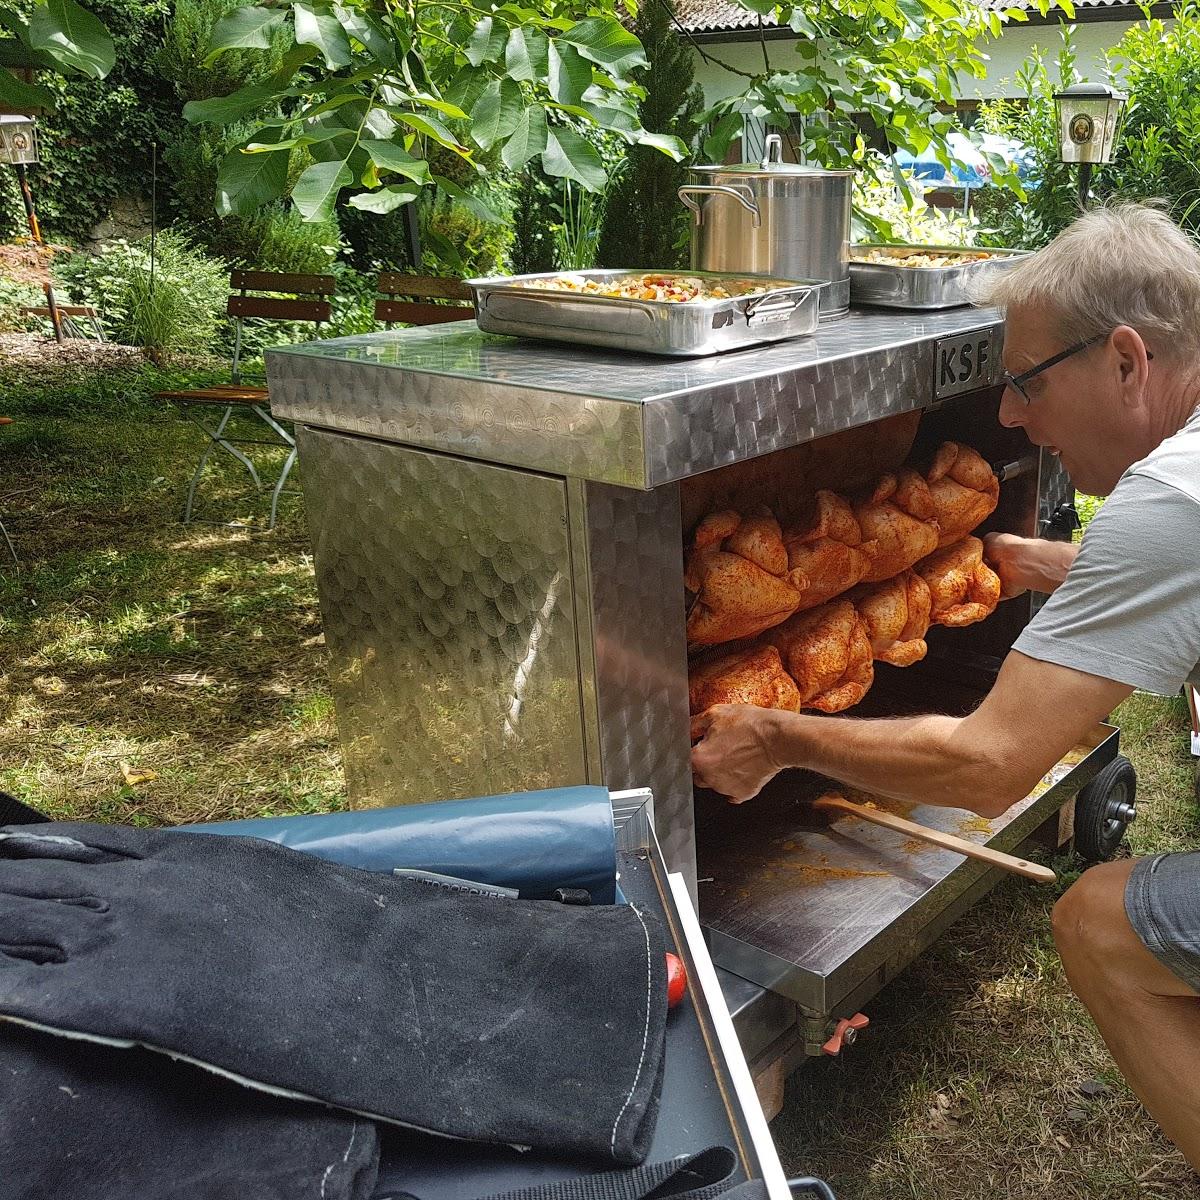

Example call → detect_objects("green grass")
0 358 345 827
771 695 1200 1198
3 362 1198 1194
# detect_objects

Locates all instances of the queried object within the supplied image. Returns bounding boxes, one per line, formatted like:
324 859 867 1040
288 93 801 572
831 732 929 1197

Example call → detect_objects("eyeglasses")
1001 333 1111 404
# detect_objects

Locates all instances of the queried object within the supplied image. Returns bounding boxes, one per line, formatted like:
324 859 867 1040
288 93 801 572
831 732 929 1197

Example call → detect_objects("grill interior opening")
683 388 1064 1004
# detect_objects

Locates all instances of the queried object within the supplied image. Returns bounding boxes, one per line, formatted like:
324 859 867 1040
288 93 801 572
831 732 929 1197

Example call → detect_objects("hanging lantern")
1053 82 1126 166
0 114 38 165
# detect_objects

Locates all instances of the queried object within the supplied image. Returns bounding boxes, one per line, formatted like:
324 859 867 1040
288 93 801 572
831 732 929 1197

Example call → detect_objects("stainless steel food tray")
849 244 1031 310
467 269 824 357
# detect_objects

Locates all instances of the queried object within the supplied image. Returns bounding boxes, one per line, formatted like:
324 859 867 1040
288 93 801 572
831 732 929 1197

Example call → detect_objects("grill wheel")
1073 755 1137 863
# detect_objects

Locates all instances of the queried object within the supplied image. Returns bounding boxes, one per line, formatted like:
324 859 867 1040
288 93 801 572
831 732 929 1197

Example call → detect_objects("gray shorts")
1125 853 1200 994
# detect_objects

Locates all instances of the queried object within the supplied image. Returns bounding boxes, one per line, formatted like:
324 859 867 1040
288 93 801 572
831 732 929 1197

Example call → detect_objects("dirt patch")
0 240 64 286
0 332 146 371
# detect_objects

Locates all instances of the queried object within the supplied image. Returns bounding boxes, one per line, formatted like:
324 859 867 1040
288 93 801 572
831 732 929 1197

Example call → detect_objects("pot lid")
693 132 856 178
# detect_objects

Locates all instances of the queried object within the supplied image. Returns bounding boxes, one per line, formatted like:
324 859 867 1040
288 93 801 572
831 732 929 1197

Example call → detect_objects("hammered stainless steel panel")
470 270 823 357
298 427 588 808
577 479 698 890
266 308 1003 488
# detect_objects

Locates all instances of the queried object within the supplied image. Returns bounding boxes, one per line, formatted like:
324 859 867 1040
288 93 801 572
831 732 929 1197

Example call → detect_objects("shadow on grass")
772 693 1200 1200
1 410 342 827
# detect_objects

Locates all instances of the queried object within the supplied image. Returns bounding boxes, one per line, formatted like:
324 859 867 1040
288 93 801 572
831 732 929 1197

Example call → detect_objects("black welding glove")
0 1021 379 1200
0 822 668 1165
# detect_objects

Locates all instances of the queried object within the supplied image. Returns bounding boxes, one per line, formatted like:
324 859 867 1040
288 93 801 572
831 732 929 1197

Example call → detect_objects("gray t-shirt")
1014 406 1200 695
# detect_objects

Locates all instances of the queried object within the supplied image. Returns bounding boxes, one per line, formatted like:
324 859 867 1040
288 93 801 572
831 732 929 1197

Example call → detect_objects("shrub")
509 170 558 276
0 278 45 332
854 158 984 245
419 191 511 278
1106 3 1200 231
56 232 229 361
551 182 607 271
596 0 703 270
30 0 175 246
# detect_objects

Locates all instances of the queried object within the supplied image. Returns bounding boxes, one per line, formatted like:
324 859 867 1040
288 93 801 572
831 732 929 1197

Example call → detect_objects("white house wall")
690 18 1154 109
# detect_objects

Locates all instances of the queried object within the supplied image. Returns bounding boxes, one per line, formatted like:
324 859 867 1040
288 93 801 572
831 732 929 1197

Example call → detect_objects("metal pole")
402 199 421 272
1078 161 1093 211
150 141 156 296
15 162 62 344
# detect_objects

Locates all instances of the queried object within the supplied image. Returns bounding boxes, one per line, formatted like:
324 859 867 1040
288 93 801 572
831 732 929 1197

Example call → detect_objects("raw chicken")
762 599 874 713
915 535 1002 627
924 441 1000 546
685 510 808 647
851 569 933 666
783 490 879 610
854 470 941 582
688 644 803 715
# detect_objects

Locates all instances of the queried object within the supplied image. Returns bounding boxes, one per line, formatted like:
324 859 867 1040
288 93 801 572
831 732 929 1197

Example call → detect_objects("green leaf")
0 67 55 109
500 105 547 169
245 123 346 152
216 144 289 216
333 4 394 64
559 17 646 72
360 137 432 183
445 64 490 114
432 173 502 223
470 78 521 151
413 93 468 120
0 7 31 45
294 1 351 69
183 79 278 125
393 109 463 151
702 111 742 161
637 131 688 160
465 15 505 67
348 184 421 212
293 157 353 221
28 0 114 78
208 6 286 56
505 26 548 82
547 40 590 107
541 125 605 190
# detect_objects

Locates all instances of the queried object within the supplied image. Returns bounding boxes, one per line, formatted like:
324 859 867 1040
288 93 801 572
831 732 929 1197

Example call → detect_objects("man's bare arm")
983 533 1079 598
690 651 1132 816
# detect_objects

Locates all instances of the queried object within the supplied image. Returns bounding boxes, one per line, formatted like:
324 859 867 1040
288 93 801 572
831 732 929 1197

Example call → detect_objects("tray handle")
742 290 807 327
678 184 761 228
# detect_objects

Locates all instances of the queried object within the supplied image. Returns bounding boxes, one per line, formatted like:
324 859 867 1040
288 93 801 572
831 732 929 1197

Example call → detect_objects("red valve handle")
666 952 687 1009
822 1012 869 1056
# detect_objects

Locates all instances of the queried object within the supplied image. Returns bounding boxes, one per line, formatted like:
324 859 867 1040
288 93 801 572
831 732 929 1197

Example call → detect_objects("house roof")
673 0 776 34
675 0 1147 35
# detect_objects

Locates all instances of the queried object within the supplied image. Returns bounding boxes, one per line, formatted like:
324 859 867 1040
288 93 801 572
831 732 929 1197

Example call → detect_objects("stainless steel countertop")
267 306 1003 488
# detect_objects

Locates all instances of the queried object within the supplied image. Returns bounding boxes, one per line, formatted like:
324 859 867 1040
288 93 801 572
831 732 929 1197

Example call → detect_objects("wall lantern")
1053 82 1126 208
0 114 39 164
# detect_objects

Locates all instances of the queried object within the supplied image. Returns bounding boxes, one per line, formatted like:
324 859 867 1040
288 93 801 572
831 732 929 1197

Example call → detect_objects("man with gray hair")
691 202 1200 1166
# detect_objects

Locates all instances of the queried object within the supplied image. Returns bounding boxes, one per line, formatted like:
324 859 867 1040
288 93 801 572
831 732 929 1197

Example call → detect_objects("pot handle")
677 184 761 228
761 132 784 166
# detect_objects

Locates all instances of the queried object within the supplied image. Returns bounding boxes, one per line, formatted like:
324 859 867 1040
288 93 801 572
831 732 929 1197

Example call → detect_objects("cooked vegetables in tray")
522 272 770 303
851 248 999 268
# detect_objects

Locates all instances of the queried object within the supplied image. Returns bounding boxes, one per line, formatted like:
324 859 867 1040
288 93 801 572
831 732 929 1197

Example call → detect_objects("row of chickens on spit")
687 441 1003 717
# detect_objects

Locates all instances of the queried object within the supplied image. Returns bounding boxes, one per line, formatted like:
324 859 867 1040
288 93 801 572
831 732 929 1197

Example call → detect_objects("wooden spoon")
812 792 1056 884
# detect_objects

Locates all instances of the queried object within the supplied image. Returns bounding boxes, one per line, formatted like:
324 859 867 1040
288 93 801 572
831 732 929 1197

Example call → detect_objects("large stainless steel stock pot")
680 133 854 318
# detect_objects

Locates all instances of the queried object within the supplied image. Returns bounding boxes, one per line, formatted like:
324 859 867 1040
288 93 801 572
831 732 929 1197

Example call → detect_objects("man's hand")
690 704 785 804
982 532 1078 599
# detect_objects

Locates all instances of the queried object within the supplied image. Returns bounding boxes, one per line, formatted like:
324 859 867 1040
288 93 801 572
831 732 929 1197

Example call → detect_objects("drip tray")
697 711 1117 1015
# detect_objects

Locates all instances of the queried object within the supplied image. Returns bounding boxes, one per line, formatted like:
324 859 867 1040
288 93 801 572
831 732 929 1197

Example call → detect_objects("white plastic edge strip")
666 871 792 1199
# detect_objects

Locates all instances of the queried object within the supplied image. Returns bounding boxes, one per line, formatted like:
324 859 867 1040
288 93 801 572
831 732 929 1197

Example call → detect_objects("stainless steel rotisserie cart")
266 306 1133 1111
